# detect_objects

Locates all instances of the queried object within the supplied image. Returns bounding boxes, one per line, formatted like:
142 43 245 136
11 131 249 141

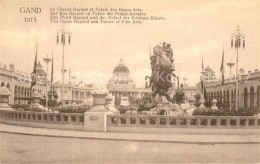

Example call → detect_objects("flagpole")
227 59 235 110
222 47 224 109
43 54 51 109
51 50 54 100
201 54 205 100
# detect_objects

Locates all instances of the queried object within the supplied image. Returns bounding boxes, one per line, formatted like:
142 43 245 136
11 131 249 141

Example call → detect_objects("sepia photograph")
0 0 260 163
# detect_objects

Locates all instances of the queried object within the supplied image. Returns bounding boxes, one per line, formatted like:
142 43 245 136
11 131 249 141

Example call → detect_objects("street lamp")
231 26 245 110
227 59 235 110
57 24 71 108
43 55 52 109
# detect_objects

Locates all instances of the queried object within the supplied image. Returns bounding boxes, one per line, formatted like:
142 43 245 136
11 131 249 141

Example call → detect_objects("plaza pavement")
0 123 260 144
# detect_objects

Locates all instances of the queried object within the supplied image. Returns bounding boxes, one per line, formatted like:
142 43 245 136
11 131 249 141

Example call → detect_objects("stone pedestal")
84 91 112 132
0 87 13 111
199 98 206 111
105 94 119 114
188 96 196 108
30 92 42 108
211 99 218 111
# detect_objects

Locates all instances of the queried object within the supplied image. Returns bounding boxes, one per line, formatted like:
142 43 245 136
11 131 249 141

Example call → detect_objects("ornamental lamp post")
56 24 71 108
227 59 235 110
231 26 245 110
43 54 52 109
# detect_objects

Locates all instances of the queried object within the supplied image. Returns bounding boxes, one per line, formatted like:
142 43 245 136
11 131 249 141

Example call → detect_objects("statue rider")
162 42 175 71
162 42 173 62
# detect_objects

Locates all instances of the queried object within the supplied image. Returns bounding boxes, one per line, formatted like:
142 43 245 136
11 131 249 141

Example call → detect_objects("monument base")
0 103 14 111
84 111 112 132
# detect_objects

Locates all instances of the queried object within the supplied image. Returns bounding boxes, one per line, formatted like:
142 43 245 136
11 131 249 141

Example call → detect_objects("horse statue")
145 43 176 104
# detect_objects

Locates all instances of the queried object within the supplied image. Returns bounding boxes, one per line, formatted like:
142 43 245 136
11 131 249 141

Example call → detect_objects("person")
175 84 185 104
162 42 174 62
162 42 175 71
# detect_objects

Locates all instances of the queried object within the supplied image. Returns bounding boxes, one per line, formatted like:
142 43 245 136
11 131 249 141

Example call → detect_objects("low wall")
1 110 260 134
0 110 84 131
107 115 260 134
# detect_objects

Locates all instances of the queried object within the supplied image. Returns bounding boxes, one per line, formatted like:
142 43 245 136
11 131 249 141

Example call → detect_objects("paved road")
0 132 260 163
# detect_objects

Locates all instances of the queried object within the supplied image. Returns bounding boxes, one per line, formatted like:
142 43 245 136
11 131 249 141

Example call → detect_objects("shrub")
193 108 259 116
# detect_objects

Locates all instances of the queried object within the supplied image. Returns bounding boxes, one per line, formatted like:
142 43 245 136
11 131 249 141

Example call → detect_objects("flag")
220 48 225 85
202 55 204 70
31 43 38 88
200 74 207 100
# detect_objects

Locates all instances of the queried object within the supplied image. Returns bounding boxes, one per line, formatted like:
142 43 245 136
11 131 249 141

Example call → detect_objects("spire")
69 68 71 83
31 42 38 88
202 54 204 70
119 59 124 65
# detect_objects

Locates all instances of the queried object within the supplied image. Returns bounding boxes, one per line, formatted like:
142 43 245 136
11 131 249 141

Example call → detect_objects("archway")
244 87 248 108
18 86 21 104
21 87 24 104
257 86 260 109
223 90 226 102
250 86 254 108
24 87 28 103
231 90 234 107
227 90 230 104
220 91 222 103
1 82 5 87
14 85 18 104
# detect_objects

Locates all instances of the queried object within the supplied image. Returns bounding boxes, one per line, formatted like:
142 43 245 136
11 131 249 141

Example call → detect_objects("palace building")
53 81 94 103
0 62 46 104
0 60 95 105
197 66 260 110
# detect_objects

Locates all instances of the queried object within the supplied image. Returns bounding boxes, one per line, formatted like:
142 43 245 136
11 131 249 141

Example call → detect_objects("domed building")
107 59 151 104
201 65 216 81
108 59 135 89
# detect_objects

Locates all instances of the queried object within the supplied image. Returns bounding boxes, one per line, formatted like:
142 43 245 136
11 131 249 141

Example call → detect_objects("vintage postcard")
0 0 260 163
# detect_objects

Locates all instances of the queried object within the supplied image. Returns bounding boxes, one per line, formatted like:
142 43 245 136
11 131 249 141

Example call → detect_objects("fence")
1 110 260 133
0 110 84 130
107 114 260 129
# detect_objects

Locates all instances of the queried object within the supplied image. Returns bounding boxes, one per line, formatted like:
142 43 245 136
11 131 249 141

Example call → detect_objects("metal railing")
107 115 260 128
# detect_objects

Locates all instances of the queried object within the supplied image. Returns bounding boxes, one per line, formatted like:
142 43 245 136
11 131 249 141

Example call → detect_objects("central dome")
113 59 129 73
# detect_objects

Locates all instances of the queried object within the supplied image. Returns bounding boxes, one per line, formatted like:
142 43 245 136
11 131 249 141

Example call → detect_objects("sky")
0 0 260 88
